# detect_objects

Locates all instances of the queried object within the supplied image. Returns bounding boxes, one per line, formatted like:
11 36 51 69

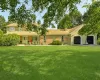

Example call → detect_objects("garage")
74 36 81 44
87 36 94 44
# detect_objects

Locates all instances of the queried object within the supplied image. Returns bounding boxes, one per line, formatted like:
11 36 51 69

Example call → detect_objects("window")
9 27 15 31
61 36 64 42
23 36 28 40
33 37 37 41
24 37 26 40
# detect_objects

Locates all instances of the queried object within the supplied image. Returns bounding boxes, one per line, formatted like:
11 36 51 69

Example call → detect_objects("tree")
32 22 47 44
58 14 72 29
69 8 82 26
9 4 36 30
79 1 100 35
0 0 19 10
0 0 82 26
58 9 82 29
0 0 84 36
32 0 81 25
51 24 56 28
0 15 6 33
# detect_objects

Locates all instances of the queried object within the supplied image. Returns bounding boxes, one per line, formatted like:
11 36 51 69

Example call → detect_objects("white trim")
80 36 82 45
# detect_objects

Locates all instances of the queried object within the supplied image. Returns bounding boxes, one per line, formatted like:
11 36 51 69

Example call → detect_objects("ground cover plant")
0 46 100 80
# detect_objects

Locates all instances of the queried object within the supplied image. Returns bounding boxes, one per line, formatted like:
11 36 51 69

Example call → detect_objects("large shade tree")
58 8 82 29
5 0 83 37
69 8 82 26
0 0 81 26
58 14 72 29
8 4 36 29
79 0 100 35
0 0 19 10
32 0 81 26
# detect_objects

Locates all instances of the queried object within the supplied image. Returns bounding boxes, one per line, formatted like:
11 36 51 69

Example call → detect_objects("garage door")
87 36 94 44
74 36 81 44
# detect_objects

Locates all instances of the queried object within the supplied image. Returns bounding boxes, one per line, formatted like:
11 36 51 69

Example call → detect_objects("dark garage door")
87 36 94 44
74 36 81 44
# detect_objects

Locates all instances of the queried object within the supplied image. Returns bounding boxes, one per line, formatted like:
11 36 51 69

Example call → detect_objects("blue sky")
0 0 91 22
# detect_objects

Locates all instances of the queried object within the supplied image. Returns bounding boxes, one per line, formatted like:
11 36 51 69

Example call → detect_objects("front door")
22 36 28 44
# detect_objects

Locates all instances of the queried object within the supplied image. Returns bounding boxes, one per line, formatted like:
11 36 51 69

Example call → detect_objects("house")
6 23 97 45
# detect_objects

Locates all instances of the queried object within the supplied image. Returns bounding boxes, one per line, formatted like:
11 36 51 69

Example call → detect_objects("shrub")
0 30 4 46
6 34 20 46
0 33 20 46
0 29 3 36
50 40 62 45
97 38 100 45
0 35 5 46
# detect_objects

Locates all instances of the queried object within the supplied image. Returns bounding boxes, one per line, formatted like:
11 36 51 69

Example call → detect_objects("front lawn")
0 46 100 80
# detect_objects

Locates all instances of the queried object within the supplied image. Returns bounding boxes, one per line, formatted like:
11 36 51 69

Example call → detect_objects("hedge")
0 30 20 46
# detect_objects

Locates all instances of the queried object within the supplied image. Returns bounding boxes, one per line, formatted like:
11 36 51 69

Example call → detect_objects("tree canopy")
69 8 82 26
0 0 81 26
0 15 6 33
58 14 72 29
0 0 19 10
79 1 100 35
58 9 82 29
2 0 99 35
9 4 36 29
32 0 81 26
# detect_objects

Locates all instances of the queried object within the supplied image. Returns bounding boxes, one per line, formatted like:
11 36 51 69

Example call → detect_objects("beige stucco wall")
40 35 71 45
71 34 97 45
94 34 97 45
64 35 71 45
40 35 62 45
7 27 27 31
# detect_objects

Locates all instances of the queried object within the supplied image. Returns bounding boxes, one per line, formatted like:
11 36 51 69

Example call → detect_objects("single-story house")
6 23 97 45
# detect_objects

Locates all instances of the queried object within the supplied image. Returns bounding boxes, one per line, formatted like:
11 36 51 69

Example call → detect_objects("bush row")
0 30 20 46
50 40 62 45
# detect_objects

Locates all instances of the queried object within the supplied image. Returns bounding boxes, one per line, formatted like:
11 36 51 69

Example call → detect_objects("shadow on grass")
0 50 43 80
0 48 100 80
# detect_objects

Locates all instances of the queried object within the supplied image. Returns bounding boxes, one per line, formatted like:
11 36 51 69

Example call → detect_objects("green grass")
0 46 100 80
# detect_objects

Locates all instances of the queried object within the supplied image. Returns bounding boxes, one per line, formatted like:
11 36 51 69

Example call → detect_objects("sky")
0 0 91 22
